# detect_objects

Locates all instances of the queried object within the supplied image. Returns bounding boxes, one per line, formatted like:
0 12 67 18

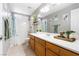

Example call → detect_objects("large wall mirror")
45 7 79 39
46 12 71 33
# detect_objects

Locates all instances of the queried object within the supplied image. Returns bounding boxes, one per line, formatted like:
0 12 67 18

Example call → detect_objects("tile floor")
7 42 35 56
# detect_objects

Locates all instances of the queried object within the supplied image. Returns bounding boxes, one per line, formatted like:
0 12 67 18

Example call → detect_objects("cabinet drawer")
35 42 45 56
46 48 57 56
59 48 79 56
46 42 60 55
35 37 45 46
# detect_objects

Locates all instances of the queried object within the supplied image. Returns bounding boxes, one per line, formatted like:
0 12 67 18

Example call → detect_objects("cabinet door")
46 42 60 55
59 48 79 56
29 35 35 50
46 48 57 56
35 42 45 56
35 37 45 46
29 38 35 50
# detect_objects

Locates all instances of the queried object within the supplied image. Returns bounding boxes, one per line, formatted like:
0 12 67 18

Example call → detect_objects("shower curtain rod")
11 11 31 17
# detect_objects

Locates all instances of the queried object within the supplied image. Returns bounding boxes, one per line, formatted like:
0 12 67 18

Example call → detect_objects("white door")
14 14 29 44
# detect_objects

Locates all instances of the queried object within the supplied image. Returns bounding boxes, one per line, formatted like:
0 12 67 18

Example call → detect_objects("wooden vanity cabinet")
46 42 79 56
35 42 45 56
46 48 57 56
46 42 60 56
35 37 46 56
35 37 45 46
29 34 79 56
29 35 35 51
59 48 79 56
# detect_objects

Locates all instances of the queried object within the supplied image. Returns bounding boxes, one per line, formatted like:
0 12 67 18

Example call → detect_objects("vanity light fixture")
40 4 50 13
40 3 61 13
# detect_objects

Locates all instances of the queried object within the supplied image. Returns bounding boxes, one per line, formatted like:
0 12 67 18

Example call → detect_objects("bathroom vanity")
29 32 79 56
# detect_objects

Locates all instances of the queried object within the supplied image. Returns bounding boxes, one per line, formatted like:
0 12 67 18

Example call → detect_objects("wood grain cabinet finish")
59 48 79 56
29 35 79 56
35 37 46 56
30 39 35 50
29 35 35 50
46 48 57 56
46 42 79 56
35 37 45 46
46 42 60 55
35 42 45 56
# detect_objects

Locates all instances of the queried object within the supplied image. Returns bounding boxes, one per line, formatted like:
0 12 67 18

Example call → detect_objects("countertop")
30 32 79 54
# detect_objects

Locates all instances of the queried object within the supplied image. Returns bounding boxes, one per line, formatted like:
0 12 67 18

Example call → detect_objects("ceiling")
8 3 74 17
9 3 42 15
38 3 73 18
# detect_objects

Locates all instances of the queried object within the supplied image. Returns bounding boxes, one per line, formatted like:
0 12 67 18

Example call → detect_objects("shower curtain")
4 19 11 40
